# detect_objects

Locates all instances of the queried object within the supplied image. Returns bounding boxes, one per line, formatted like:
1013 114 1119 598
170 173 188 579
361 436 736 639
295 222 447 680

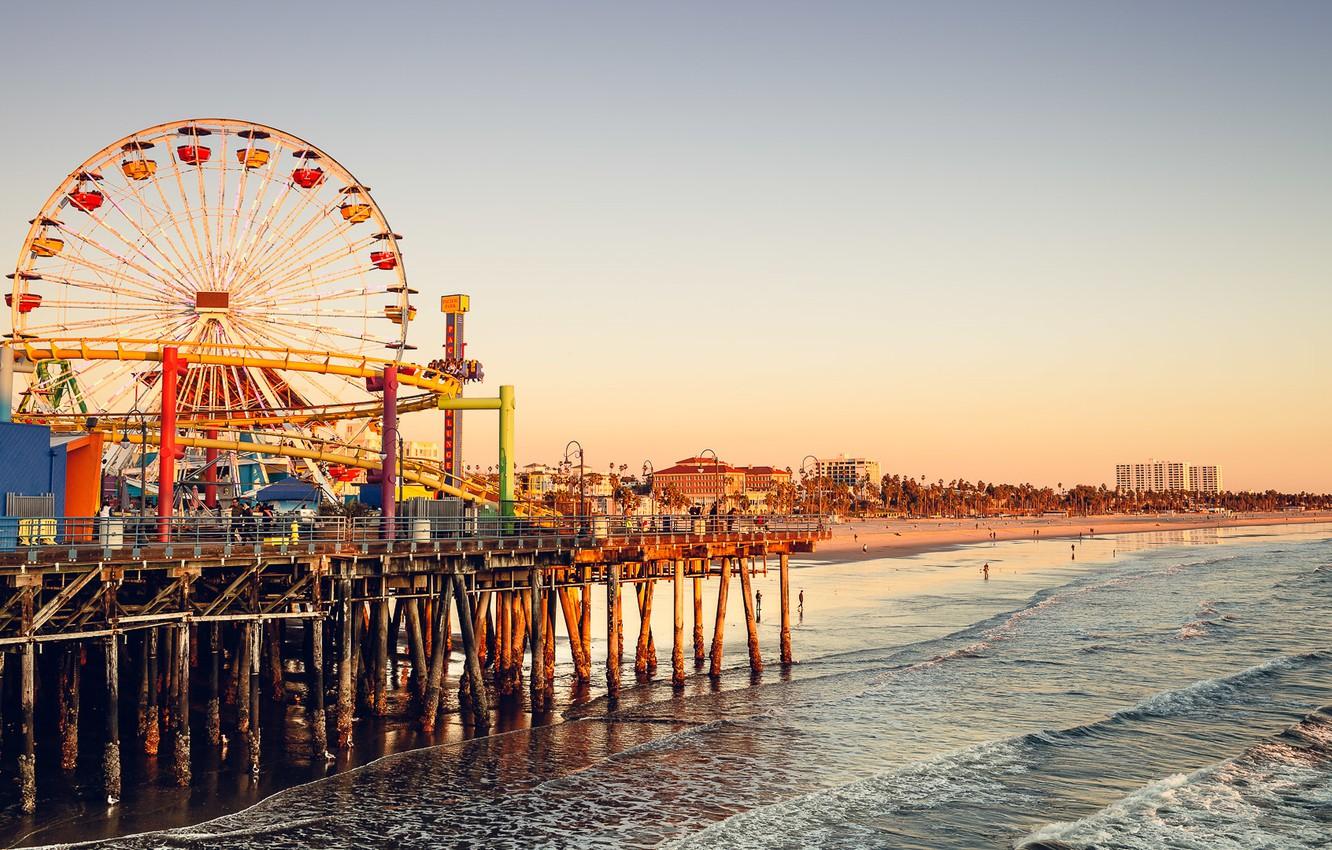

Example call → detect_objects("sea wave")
1019 707 1332 850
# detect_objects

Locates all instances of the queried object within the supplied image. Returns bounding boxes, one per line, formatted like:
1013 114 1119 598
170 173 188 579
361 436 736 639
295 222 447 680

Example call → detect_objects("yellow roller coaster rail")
3 337 462 398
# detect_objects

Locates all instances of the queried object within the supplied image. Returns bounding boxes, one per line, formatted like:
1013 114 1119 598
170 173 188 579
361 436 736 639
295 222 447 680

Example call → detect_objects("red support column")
157 347 185 543
380 365 398 537
203 429 218 509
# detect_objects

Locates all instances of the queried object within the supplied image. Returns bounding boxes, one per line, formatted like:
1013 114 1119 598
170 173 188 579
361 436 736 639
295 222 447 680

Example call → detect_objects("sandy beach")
812 510 1332 562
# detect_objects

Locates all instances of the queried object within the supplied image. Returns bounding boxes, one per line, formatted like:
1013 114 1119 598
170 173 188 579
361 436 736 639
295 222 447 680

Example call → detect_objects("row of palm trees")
797 472 1332 518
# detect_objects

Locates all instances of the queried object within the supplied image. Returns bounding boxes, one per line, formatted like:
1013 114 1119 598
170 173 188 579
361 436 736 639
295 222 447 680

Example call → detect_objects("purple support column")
380 365 398 537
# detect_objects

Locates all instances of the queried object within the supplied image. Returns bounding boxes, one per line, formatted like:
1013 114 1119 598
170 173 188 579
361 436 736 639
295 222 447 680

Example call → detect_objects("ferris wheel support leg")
0 346 13 423
380 366 398 537
204 430 218 509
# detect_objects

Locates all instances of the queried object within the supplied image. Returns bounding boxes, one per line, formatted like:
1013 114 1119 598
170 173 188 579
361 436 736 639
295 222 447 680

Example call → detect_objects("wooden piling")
709 558 731 678
634 579 655 680
265 618 284 702
559 587 590 683
404 598 427 704
144 628 160 756
451 574 490 728
421 576 453 731
672 559 686 688
779 552 792 666
738 557 763 673
543 589 556 704
206 624 221 746
692 573 705 666
607 565 622 699
59 644 80 771
104 635 121 803
529 568 545 712
19 586 36 814
580 581 592 661
337 578 355 750
309 616 328 758
373 587 389 715
246 620 262 775
174 622 191 785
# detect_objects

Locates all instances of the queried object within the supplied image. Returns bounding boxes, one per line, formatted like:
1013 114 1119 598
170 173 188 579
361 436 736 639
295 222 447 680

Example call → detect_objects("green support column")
498 385 515 518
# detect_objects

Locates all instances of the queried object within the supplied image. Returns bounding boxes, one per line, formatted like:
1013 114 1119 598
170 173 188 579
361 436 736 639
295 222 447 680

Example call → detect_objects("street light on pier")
697 448 721 515
642 459 657 522
563 440 586 519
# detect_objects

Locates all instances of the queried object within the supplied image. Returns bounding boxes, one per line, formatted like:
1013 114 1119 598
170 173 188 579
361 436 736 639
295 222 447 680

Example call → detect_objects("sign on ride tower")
441 294 469 490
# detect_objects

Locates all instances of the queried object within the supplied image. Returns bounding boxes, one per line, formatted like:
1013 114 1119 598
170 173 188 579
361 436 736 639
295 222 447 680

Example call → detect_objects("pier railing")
0 512 826 561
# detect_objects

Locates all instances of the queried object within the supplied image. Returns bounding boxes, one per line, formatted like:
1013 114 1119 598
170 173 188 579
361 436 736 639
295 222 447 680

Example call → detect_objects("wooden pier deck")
0 514 826 813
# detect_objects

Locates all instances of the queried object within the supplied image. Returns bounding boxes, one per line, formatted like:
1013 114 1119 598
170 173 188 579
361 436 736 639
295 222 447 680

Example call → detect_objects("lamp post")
564 440 585 519
801 455 823 519
642 459 655 519
697 448 721 516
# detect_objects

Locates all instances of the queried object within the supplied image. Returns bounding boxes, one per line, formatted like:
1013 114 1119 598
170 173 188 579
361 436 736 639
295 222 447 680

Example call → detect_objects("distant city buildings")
1115 460 1224 494
815 455 881 489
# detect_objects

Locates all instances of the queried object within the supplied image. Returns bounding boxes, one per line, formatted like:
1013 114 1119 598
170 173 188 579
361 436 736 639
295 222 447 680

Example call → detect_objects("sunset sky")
2 2 1328 490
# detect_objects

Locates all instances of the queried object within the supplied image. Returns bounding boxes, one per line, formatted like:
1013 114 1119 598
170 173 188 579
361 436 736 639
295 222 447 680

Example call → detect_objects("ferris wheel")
6 118 415 421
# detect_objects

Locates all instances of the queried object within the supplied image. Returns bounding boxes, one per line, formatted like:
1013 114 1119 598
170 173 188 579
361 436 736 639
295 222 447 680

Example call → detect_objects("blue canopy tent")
254 479 321 513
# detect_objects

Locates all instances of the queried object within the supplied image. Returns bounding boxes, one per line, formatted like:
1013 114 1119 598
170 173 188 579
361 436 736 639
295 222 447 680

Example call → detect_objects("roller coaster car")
370 251 398 270
4 293 43 313
177 145 211 166
237 148 271 169
30 237 64 258
68 190 104 212
121 159 158 180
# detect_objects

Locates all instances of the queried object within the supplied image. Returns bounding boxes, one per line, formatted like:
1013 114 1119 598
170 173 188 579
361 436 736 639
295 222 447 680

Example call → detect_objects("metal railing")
0 512 827 558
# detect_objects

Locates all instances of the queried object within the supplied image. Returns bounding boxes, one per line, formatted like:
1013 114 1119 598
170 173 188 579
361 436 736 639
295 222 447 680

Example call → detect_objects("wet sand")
813 510 1332 563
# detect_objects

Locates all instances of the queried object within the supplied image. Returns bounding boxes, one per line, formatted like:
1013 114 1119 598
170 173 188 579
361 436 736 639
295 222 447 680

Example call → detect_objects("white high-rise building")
815 455 881 489
1114 460 1223 494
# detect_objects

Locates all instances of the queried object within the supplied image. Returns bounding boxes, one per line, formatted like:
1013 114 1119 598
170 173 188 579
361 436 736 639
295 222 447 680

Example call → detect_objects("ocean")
18 523 1332 848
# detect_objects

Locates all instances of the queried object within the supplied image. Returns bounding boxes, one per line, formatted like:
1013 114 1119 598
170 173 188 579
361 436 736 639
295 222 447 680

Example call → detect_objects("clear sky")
3 2 1329 490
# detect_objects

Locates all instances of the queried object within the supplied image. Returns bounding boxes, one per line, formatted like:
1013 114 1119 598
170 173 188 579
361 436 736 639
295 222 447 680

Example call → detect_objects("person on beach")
755 590 762 622
1071 543 1076 560
798 589 804 620
982 563 990 580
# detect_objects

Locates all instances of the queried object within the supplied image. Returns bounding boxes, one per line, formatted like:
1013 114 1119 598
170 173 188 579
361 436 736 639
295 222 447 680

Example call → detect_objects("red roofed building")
651 457 791 511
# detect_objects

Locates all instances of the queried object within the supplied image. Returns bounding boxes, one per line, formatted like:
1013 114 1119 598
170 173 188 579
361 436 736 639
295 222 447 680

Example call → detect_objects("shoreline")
808 511 1332 563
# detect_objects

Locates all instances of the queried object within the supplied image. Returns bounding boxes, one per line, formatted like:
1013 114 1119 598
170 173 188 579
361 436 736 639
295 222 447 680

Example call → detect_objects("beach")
813 510 1332 562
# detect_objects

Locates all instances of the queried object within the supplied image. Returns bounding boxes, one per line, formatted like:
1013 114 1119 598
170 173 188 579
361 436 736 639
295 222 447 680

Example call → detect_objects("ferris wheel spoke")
24 269 176 306
97 179 205 290
62 212 197 301
54 219 194 301
44 246 182 303
257 267 381 304
112 157 210 289
229 180 328 296
164 141 212 288
253 230 376 296
143 161 210 282
217 134 284 295
225 174 300 293
236 198 345 289
236 312 387 348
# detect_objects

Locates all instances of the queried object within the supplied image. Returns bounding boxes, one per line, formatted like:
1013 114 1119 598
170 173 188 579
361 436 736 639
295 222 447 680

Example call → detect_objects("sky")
2 1 1329 491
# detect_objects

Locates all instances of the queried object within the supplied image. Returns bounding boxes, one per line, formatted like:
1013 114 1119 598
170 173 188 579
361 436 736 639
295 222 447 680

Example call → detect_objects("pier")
0 513 825 812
